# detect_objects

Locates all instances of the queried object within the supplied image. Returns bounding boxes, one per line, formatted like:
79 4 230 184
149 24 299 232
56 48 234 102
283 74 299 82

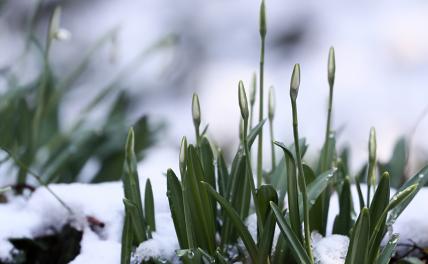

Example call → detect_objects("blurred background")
1 0 428 184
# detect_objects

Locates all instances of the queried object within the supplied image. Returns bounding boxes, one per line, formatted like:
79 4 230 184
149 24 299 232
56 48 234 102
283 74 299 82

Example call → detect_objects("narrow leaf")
145 179 156 233
345 208 370 264
202 181 258 262
270 202 311 264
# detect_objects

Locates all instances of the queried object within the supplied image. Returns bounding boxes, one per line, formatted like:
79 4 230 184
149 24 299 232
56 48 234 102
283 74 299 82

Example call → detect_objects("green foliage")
0 7 174 187
154 2 428 262
121 128 156 263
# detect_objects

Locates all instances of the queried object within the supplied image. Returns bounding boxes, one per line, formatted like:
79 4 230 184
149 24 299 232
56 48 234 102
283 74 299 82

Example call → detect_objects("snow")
313 232 349 264
0 182 123 261
69 227 121 264
132 213 178 263
0 146 179 263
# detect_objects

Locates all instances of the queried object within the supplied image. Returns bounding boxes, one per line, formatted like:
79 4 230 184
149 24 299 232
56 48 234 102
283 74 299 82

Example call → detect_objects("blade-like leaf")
123 198 146 243
332 176 354 235
257 210 277 264
255 184 278 224
145 179 156 234
387 165 428 225
270 202 311 264
120 207 133 264
217 150 229 198
301 169 335 216
369 172 390 234
376 233 399 264
274 141 302 243
202 181 258 262
345 208 370 264
248 119 267 148
166 169 188 249
186 145 216 253
368 184 418 263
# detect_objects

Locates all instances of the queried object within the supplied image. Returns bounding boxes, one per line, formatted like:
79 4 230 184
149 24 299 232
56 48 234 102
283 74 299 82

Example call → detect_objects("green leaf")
274 141 302 243
217 150 229 198
368 184 418 262
166 169 188 249
145 179 156 234
255 185 278 224
333 176 354 235
375 233 399 264
355 172 366 210
369 172 390 234
221 150 250 245
122 128 146 241
345 208 370 264
123 198 146 243
270 202 311 264
316 132 336 235
305 169 335 212
387 165 428 226
270 157 287 204
199 137 216 218
257 210 277 264
186 145 216 253
202 181 258 262
248 119 267 148
120 208 133 264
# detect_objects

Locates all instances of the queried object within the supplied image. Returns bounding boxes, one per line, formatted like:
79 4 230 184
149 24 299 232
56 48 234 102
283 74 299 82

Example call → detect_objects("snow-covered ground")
0 146 179 263
1 156 427 264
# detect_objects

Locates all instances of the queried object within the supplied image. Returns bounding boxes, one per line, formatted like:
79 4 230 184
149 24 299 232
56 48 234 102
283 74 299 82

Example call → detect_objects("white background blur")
2 0 428 174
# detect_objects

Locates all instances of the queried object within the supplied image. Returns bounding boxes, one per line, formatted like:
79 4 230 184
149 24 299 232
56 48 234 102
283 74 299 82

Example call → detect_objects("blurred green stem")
257 32 265 188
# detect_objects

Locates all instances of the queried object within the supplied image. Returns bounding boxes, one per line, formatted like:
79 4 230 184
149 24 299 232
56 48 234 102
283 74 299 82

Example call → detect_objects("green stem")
257 36 265 187
269 117 275 172
249 104 254 159
321 84 334 171
195 126 200 146
291 100 314 263
367 162 375 206
243 119 263 233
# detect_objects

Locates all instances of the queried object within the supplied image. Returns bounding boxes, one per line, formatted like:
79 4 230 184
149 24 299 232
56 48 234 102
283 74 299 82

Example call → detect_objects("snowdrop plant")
0 5 174 187
155 1 428 263
121 128 156 264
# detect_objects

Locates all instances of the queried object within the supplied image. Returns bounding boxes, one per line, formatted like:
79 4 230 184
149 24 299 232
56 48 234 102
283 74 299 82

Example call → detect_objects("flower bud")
259 0 267 38
179 136 187 175
369 127 376 164
192 93 201 128
328 47 335 87
290 64 301 100
238 81 249 121
250 72 257 106
48 6 62 41
268 86 275 120
125 127 135 158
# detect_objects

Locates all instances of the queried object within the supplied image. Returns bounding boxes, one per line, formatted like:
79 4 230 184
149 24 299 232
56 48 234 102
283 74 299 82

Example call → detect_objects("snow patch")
313 233 349 264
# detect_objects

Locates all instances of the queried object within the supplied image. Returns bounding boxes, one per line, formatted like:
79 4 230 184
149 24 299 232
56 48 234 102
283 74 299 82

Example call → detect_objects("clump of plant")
0 5 173 188
121 128 156 264
152 1 428 263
